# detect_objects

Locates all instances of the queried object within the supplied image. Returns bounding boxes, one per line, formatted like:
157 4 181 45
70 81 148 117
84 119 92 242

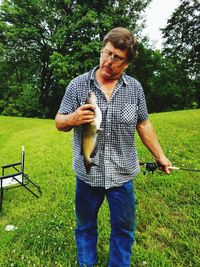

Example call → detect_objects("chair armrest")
1 162 21 169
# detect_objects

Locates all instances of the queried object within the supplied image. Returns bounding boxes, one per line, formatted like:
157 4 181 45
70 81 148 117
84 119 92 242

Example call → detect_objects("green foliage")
0 0 150 118
162 0 199 77
0 110 200 266
162 0 200 107
129 43 199 112
0 0 198 118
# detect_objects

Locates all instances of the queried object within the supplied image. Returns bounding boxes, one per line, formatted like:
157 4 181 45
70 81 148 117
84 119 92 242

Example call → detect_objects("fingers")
163 164 173 174
79 105 95 118
156 157 172 174
80 104 95 112
74 104 95 125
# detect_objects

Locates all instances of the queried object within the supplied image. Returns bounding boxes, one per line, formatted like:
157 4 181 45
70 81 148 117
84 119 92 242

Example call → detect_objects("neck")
96 69 120 85
96 69 119 100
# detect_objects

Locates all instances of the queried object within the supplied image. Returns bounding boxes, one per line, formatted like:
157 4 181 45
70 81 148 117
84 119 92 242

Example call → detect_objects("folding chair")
0 146 41 211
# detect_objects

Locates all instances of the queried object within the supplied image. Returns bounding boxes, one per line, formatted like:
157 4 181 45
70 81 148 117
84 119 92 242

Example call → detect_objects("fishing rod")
139 162 200 175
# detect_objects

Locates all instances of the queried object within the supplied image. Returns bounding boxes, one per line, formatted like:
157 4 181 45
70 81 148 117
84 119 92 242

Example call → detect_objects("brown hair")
102 27 138 62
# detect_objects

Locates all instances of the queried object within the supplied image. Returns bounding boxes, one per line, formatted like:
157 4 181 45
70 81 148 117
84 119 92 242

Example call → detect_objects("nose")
107 55 114 64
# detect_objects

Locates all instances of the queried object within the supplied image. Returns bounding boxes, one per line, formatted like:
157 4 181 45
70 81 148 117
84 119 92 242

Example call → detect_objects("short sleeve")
58 80 78 115
137 82 149 122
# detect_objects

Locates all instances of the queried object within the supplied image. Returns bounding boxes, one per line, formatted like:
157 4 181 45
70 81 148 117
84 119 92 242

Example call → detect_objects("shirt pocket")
121 104 138 124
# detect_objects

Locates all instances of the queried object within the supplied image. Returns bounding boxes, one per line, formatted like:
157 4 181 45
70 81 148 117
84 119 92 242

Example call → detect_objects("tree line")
0 0 199 118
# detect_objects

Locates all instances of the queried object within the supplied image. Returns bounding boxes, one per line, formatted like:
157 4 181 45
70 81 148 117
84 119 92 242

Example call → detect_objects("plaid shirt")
59 66 148 189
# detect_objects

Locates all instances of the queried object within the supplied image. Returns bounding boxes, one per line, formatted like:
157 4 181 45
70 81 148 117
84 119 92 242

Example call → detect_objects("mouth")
103 66 112 74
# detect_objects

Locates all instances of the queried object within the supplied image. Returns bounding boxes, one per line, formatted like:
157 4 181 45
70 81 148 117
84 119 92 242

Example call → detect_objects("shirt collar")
90 66 128 87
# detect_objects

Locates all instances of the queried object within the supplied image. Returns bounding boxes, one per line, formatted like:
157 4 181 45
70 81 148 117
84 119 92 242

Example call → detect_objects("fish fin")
81 124 89 155
91 150 97 158
81 125 85 155
97 128 103 133
81 145 83 155
84 160 98 174
90 142 98 158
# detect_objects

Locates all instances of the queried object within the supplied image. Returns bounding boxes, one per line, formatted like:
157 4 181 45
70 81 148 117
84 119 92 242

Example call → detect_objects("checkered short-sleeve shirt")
58 66 149 189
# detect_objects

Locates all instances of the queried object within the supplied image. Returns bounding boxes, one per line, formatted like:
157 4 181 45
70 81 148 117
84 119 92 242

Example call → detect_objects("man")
55 27 172 267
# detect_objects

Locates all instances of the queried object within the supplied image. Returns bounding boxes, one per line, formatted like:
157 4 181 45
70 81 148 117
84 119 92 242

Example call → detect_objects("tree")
0 0 151 118
162 0 200 107
127 43 195 113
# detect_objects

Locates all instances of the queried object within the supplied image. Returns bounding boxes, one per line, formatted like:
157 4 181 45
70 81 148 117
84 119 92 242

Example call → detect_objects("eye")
105 51 112 56
114 55 123 61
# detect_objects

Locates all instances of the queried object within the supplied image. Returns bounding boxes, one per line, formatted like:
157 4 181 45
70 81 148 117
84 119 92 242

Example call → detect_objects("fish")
82 91 102 174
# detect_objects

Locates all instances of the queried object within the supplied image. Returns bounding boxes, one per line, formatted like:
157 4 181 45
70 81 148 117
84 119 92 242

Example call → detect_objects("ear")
123 63 129 70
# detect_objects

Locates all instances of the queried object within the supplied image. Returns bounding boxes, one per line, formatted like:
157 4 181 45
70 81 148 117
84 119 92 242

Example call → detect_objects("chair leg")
0 189 3 211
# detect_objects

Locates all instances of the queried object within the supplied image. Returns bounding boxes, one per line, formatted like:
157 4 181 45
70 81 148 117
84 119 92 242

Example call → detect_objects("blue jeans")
75 177 136 267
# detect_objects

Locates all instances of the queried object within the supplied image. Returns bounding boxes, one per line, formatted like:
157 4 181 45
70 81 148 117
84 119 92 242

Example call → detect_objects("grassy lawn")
0 109 199 267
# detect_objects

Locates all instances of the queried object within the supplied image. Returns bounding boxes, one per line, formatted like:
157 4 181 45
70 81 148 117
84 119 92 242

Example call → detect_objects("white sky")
142 0 180 49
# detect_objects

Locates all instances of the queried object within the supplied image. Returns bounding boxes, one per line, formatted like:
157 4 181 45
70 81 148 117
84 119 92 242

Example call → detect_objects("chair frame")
0 146 41 211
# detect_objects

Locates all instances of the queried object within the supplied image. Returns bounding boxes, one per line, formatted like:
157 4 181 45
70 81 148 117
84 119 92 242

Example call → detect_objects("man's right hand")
55 104 95 132
73 104 95 125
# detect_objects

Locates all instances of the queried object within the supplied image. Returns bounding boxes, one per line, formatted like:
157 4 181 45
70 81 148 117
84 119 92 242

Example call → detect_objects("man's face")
99 41 129 80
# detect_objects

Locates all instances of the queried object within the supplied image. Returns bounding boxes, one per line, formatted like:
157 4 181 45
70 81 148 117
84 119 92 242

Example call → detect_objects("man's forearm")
55 113 74 132
136 119 164 160
136 119 172 173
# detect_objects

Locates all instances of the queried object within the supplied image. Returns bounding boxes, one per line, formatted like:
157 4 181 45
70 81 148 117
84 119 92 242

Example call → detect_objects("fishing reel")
140 162 158 174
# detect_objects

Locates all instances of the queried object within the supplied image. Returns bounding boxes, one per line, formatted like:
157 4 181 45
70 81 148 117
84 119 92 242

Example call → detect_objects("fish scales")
82 91 102 173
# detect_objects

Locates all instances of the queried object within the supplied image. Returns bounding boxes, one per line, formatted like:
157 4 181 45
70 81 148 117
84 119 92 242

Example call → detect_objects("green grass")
0 109 200 267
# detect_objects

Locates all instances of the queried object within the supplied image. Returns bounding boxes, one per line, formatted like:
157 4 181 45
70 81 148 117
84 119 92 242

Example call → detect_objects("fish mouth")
88 91 93 97
87 91 93 100
86 91 96 104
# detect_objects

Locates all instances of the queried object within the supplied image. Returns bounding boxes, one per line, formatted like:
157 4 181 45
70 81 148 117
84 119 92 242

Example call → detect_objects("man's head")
102 27 138 63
